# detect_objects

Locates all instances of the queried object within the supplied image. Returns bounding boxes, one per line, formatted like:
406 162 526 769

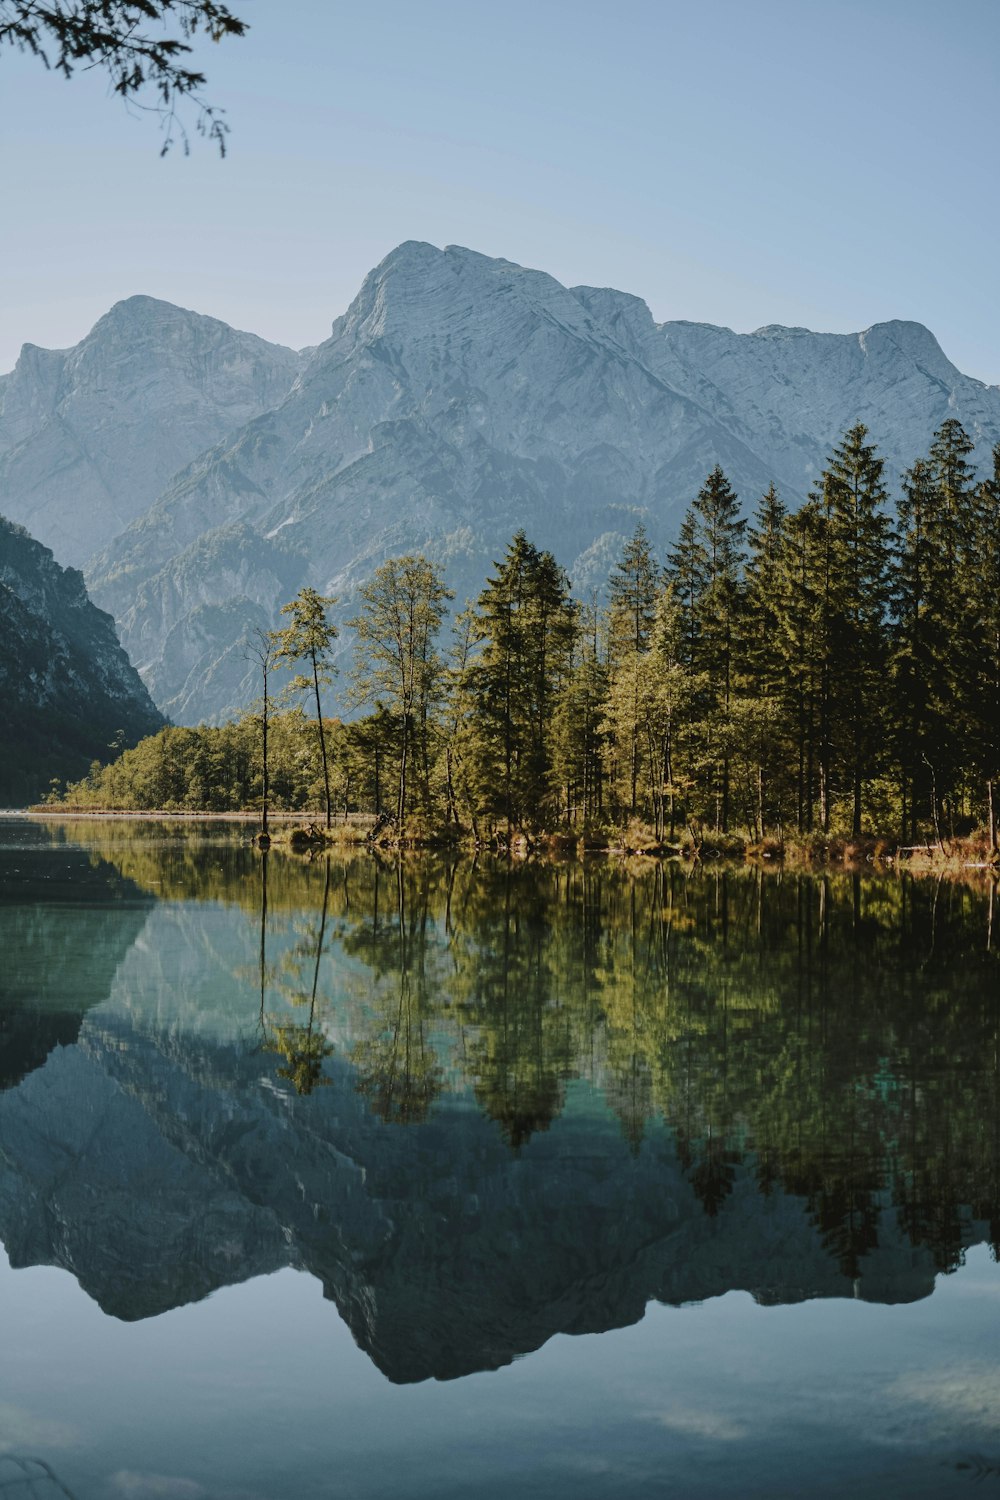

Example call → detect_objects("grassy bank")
26 803 998 876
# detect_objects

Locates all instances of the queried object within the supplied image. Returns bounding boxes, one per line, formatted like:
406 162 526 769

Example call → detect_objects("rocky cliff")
0 516 164 804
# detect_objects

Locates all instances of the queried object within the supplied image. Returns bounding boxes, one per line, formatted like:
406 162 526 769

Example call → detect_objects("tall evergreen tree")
667 466 745 830
551 602 608 824
607 523 661 813
468 532 577 834
774 500 823 832
743 484 788 698
892 457 939 840
893 419 981 837
972 445 1000 848
741 484 794 832
608 521 661 656
814 424 892 835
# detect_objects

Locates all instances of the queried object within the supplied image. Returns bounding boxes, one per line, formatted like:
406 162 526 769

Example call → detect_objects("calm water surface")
1 816 998 1498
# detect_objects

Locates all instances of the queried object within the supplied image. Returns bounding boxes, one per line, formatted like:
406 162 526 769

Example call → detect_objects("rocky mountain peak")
0 297 303 567
857 318 955 374
3 243 1000 725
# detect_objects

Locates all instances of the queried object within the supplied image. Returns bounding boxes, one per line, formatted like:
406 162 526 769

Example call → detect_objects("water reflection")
259 851 335 1094
1 821 998 1382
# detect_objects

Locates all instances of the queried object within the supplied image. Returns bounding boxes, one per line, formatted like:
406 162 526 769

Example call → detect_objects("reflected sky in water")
0 818 998 1498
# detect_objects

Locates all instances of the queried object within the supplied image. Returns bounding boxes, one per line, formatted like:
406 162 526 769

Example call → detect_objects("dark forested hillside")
0 516 164 805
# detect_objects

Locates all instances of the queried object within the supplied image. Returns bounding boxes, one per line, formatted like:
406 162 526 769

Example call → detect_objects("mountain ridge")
0 296 303 567
3 241 999 723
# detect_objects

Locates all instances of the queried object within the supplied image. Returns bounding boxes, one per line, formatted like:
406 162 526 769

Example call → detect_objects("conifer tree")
814 424 892 835
743 484 788 699
606 523 661 813
667 466 745 830
892 457 939 839
774 500 822 832
930 419 981 812
551 602 608 824
893 419 980 837
608 521 661 656
740 485 798 829
468 532 577 834
972 446 1000 848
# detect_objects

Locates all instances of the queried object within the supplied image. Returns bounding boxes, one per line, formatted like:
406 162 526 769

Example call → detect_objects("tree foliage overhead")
0 0 247 151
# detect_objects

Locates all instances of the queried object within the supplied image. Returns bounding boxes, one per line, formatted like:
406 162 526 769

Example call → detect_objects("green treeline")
61 419 1000 845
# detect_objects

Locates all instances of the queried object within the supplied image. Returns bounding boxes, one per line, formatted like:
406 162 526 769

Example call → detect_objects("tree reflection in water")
64 822 1000 1278
259 851 334 1095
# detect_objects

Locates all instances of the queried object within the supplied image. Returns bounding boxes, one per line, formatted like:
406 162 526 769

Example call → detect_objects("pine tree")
551 603 608 825
774 500 823 833
666 466 745 830
743 484 788 699
892 457 939 840
607 523 661 813
893 420 981 838
816 424 892 836
468 532 577 835
971 445 1000 848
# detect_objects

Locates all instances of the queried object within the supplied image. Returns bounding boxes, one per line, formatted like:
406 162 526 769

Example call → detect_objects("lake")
1 816 998 1499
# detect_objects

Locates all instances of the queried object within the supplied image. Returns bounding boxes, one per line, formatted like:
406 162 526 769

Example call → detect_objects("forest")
56 419 1000 850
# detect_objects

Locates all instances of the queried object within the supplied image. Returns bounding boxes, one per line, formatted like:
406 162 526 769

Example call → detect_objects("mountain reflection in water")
0 821 997 1384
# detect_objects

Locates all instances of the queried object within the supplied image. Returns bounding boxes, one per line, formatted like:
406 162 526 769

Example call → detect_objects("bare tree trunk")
312 653 332 830
261 670 269 837
757 762 764 844
398 712 409 829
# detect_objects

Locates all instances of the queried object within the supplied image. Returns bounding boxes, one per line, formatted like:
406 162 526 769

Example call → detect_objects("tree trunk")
398 712 409 829
261 667 269 837
312 653 332 829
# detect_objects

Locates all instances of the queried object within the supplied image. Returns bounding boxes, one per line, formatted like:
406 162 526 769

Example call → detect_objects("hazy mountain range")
3 241 999 724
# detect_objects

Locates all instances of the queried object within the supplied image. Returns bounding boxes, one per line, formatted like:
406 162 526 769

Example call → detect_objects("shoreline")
15 809 998 879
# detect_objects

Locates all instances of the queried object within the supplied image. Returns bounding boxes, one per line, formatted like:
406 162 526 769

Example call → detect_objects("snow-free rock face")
0 515 164 804
5 244 1000 722
0 297 302 567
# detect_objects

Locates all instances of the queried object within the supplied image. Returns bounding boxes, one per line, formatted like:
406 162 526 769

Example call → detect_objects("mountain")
4 243 1000 722
0 296 302 567
0 515 164 804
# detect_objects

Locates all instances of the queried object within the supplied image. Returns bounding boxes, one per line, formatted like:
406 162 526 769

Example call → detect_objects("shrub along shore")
49 420 999 865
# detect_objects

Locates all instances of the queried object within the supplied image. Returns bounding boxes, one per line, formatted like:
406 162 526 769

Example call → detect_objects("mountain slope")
0 515 164 804
6 243 1000 723
0 297 302 566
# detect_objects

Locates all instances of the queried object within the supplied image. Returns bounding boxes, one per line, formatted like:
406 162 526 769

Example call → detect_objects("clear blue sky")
2 0 998 380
